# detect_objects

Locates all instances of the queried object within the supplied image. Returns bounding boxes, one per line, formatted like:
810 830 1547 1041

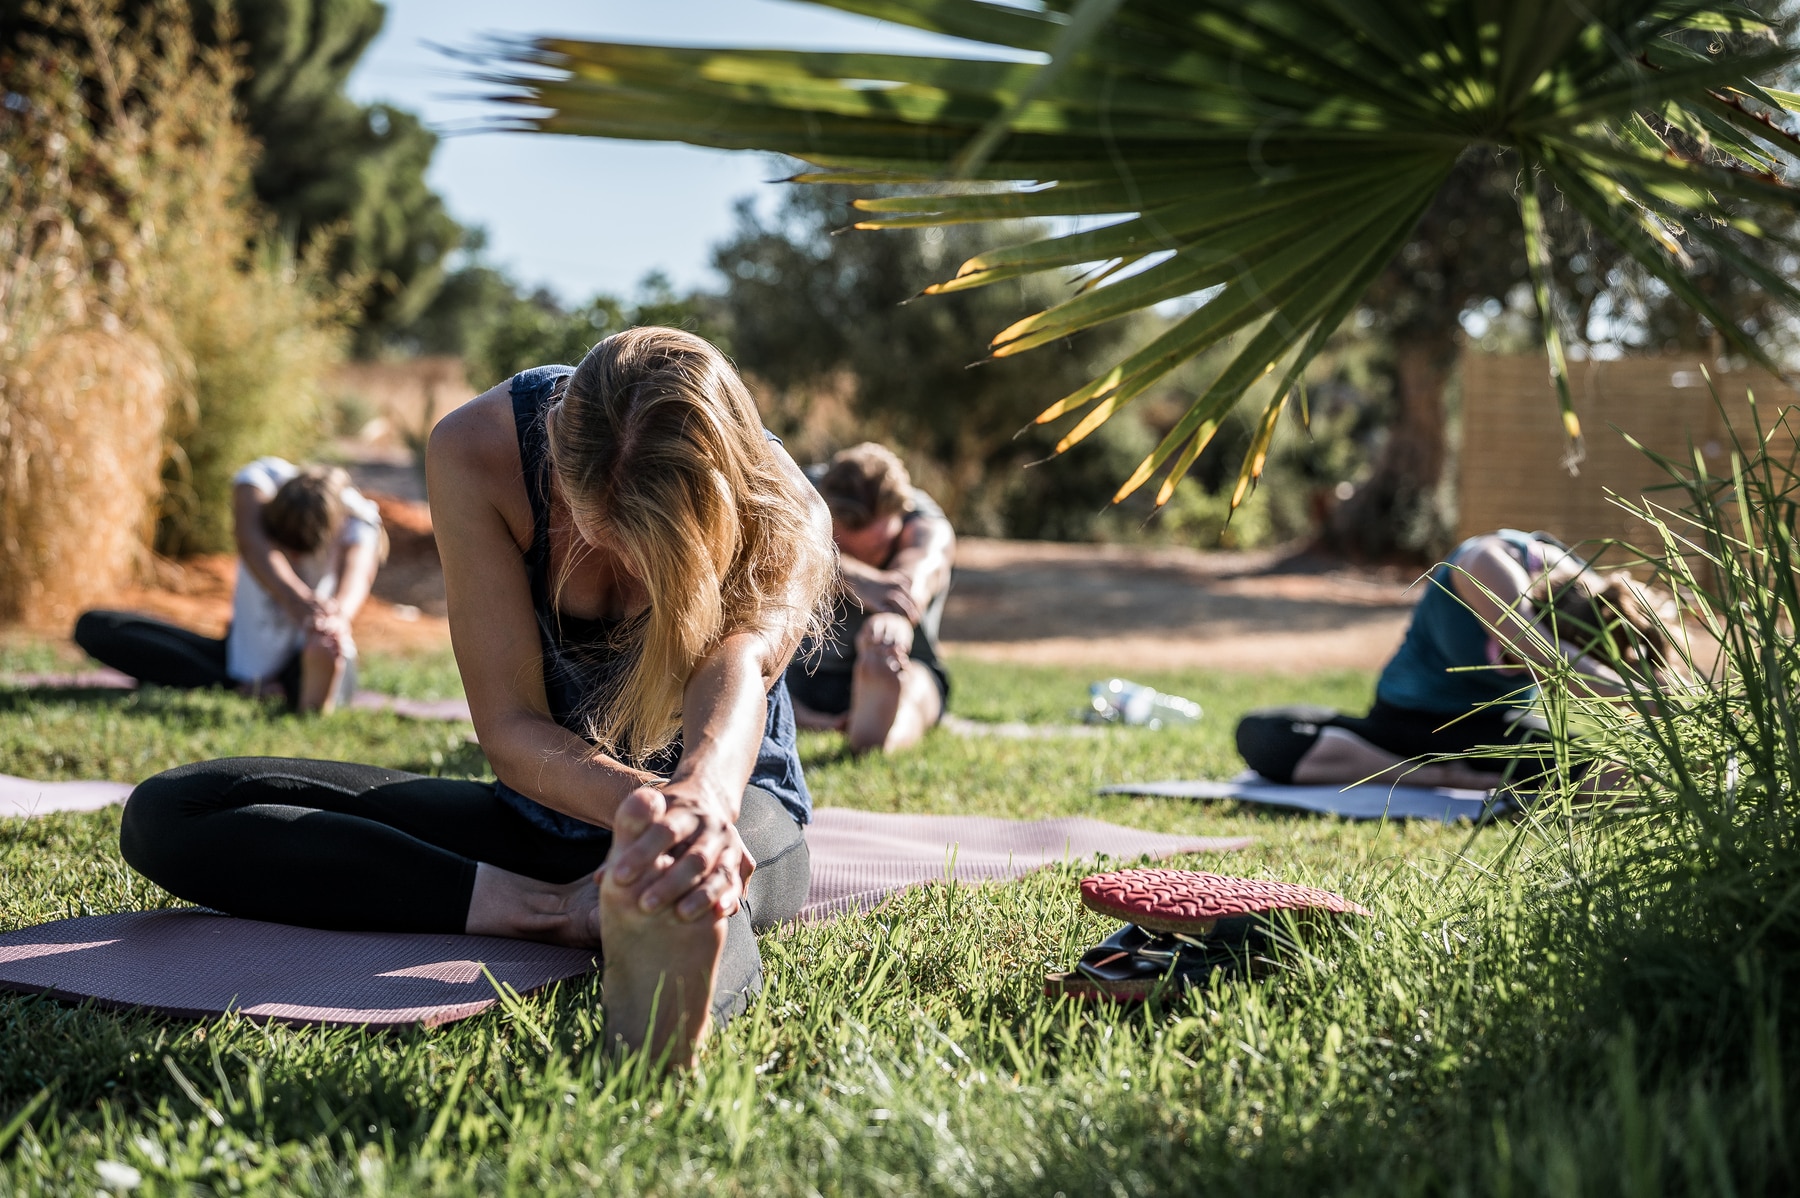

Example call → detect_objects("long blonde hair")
546 327 834 765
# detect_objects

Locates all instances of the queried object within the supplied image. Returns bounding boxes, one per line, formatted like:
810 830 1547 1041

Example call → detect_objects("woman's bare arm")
836 508 952 622
1449 539 1632 698
427 387 652 830
602 451 830 918
605 632 772 918
232 484 318 622
332 538 379 622
886 510 954 615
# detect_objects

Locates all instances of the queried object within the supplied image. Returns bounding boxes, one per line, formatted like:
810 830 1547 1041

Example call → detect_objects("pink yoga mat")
2 671 475 723
0 910 595 1027
1 668 135 690
4 675 1102 737
0 774 133 819
0 810 1247 1027
346 692 473 721
799 808 1251 919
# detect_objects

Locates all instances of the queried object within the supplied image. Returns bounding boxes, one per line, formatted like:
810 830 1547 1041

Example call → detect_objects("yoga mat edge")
1098 773 1501 824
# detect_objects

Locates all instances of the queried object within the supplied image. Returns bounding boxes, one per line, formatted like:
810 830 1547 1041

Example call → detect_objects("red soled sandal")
1045 869 1369 1002
1079 868 1370 935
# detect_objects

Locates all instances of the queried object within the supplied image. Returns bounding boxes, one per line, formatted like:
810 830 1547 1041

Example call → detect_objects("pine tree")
3 0 460 346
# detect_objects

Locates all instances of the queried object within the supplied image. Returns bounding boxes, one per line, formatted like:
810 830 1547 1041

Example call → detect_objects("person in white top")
73 457 384 713
227 458 385 710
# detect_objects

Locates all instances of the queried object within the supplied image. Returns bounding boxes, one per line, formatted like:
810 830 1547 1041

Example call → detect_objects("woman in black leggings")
1234 530 1677 792
122 329 836 1066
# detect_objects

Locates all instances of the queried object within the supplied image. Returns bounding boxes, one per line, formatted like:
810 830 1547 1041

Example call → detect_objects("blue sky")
345 1 985 303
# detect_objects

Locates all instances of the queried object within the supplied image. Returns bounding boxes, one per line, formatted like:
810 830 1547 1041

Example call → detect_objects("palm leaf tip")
1154 428 1213 508
487 0 1800 507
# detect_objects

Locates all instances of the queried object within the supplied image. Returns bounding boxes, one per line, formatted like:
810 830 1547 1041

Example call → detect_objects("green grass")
0 648 1788 1194
356 653 469 704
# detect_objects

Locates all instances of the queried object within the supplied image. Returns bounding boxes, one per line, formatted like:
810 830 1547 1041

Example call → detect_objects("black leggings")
1236 700 1554 786
73 610 302 696
119 758 810 1023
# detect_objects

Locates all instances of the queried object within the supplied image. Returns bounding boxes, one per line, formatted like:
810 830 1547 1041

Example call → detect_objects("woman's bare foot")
598 867 728 1069
464 863 602 948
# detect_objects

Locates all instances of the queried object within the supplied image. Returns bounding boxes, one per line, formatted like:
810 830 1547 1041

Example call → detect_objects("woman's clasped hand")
604 784 757 923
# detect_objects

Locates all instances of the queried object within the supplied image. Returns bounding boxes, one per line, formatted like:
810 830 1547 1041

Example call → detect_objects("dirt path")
34 495 1425 673
941 538 1418 673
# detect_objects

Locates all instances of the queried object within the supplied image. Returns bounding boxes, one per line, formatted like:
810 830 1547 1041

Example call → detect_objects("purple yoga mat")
0 668 136 690
0 807 1246 1026
0 910 595 1027
1100 771 1501 824
800 808 1251 919
345 692 473 721
2 671 474 723
0 774 133 819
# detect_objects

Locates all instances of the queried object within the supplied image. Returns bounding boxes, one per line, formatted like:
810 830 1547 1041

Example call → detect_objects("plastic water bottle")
1086 678 1203 729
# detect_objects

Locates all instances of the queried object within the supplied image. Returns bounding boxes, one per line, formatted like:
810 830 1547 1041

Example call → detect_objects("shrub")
153 230 343 555
1496 390 1800 1138
1574 394 1800 1052
0 2 173 623
0 0 345 590
124 2 345 554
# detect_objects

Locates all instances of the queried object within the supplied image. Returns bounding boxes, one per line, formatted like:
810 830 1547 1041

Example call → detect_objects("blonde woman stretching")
120 329 836 1066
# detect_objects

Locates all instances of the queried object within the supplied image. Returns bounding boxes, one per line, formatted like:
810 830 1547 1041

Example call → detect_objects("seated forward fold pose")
1236 529 1676 792
73 460 383 714
785 443 955 753
120 329 836 1065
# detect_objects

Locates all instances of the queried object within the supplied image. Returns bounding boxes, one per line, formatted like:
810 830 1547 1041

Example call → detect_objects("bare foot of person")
597 838 723 1064
596 789 730 1069
598 869 728 1069
465 864 602 948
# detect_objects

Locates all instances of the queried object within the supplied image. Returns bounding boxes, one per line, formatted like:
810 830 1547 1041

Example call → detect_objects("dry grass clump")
0 0 344 623
0 330 168 625
152 188 347 556
0 1 169 624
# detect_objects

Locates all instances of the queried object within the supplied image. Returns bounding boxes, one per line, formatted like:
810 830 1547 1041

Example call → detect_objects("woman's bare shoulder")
426 382 531 543
429 383 517 472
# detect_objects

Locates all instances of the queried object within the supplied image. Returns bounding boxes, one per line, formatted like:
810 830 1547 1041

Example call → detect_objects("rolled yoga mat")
1099 771 1504 824
0 809 1249 1026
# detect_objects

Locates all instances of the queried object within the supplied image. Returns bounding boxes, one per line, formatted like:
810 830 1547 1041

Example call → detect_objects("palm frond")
487 0 1800 506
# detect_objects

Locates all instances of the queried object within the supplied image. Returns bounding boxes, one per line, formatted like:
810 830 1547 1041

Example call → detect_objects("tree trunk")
1327 329 1458 562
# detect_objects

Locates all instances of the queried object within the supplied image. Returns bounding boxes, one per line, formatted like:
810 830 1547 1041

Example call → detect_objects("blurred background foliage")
4 0 1795 593
0 0 342 617
1 0 456 349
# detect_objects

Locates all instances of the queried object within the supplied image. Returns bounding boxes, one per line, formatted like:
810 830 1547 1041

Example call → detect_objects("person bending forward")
119 329 836 1067
1235 529 1676 792
75 460 383 713
785 443 955 753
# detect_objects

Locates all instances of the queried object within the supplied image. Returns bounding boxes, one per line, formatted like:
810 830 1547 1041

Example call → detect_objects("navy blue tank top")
490 365 813 838
1376 528 1551 714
